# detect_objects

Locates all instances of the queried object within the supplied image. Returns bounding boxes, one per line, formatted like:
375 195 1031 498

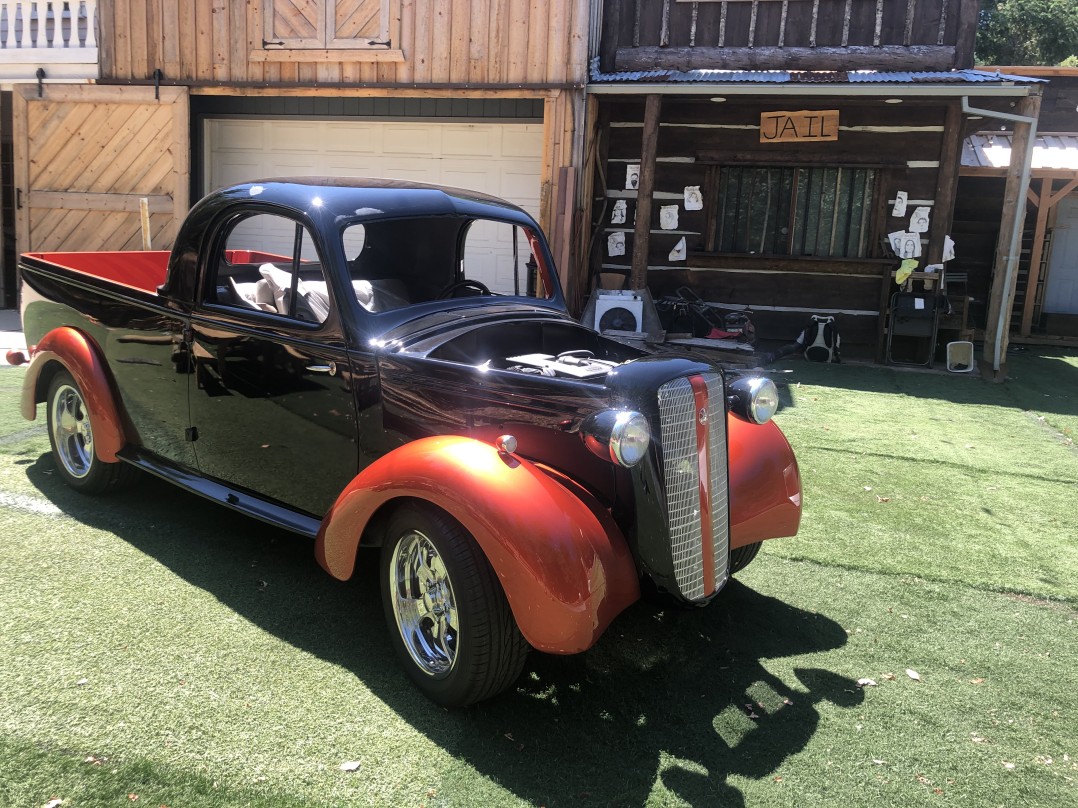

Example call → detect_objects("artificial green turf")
766 351 1078 602
1 354 1075 807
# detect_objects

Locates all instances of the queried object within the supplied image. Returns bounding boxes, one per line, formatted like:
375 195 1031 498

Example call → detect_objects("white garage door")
207 119 542 218
206 119 544 295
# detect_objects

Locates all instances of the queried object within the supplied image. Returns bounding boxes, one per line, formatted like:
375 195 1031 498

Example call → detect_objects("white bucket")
946 341 975 373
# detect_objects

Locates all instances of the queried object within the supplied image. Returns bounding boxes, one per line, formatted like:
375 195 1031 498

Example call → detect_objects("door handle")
306 362 336 375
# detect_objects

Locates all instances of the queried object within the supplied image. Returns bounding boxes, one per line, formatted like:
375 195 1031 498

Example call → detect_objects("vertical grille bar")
705 374 731 591
657 373 731 600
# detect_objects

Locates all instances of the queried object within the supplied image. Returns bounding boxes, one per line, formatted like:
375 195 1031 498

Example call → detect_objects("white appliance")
593 290 644 333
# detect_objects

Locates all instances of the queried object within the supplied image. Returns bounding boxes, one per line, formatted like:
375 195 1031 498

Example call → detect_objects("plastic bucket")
946 341 975 373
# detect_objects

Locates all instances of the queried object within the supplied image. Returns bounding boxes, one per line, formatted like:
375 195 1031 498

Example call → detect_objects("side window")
461 220 553 298
209 213 332 325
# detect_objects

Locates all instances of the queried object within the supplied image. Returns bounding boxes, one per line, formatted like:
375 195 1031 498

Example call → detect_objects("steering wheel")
438 279 491 299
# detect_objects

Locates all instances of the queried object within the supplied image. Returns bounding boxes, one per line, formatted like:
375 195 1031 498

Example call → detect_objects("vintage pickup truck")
14 178 801 706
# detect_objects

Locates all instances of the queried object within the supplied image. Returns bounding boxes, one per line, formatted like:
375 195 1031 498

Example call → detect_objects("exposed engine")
505 351 620 380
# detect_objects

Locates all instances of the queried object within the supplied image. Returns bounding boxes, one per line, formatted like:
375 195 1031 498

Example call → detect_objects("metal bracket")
367 39 391 47
152 68 164 100
36 68 45 97
263 39 284 47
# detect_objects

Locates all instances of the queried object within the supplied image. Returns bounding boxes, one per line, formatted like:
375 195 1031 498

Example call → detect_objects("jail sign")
760 110 840 143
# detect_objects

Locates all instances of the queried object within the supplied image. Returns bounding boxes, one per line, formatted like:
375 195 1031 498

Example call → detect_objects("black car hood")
372 301 580 351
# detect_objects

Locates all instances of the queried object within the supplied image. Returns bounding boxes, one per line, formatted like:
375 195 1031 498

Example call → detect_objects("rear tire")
46 370 136 495
380 503 529 707
730 541 762 574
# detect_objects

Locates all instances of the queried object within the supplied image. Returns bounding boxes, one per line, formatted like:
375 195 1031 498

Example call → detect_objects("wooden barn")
1 0 589 308
583 0 1043 372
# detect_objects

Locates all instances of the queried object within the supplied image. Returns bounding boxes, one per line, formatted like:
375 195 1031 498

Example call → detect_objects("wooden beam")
980 94 1041 378
688 253 893 276
27 192 174 213
615 45 958 72
961 167 1078 179
598 0 621 73
630 93 661 290
1019 177 1053 336
1048 177 1078 208
954 0 978 69
927 101 963 265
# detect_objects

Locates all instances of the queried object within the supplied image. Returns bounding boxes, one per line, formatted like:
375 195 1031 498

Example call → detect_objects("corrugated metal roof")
589 59 1046 86
963 132 1078 171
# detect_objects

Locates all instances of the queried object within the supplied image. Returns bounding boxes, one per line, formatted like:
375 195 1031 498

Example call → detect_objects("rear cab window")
207 212 332 325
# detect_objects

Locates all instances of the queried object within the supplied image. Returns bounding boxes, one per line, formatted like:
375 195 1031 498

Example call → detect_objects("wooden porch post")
980 94 1041 379
927 102 964 265
630 93 662 290
1019 178 1052 336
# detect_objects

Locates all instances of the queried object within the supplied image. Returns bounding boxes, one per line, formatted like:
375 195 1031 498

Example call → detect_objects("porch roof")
587 60 1045 97
962 132 1078 174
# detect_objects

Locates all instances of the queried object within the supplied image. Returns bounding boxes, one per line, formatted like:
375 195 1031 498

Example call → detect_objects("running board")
116 448 322 539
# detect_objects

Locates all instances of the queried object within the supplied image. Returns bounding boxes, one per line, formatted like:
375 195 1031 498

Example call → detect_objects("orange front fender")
316 436 641 654
728 415 802 548
21 327 132 462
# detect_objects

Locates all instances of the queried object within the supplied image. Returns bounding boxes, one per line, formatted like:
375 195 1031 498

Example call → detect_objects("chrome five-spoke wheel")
50 381 95 479
388 528 459 677
380 504 529 707
45 370 136 495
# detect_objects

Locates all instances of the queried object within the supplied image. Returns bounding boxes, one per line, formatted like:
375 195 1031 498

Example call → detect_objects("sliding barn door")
13 85 189 254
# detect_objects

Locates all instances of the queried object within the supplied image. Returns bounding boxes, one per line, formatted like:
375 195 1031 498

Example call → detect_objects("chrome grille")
657 374 730 601
705 374 731 592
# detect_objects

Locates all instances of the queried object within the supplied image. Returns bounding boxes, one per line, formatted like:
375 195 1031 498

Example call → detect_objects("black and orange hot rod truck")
13 179 801 706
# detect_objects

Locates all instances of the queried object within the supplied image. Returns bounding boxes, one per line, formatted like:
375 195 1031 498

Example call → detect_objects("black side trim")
117 447 321 539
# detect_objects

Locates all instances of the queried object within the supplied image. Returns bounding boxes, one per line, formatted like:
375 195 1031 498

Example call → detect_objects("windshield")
338 216 557 314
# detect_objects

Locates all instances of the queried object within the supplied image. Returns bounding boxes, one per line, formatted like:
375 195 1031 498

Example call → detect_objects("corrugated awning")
963 132 1078 173
589 60 1045 86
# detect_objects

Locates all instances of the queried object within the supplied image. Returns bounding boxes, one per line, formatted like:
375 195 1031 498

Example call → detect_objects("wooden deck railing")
0 0 98 80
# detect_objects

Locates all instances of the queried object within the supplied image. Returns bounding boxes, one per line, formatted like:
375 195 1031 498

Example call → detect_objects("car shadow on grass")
26 455 861 807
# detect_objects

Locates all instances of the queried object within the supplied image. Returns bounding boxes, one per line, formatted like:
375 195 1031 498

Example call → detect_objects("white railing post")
1 3 12 50
18 1 30 47
34 0 48 48
83 0 95 49
60 0 69 47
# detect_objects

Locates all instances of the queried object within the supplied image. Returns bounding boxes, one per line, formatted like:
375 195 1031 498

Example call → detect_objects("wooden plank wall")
98 0 589 86
595 97 952 344
611 0 963 51
604 0 979 70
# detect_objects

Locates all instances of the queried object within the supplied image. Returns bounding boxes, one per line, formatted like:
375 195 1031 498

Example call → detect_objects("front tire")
730 541 762 574
380 503 529 707
46 370 136 495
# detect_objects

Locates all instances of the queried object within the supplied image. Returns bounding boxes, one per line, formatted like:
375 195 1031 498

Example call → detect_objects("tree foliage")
976 0 1078 65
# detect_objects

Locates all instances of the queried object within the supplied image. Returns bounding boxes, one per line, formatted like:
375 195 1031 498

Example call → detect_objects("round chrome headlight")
727 376 780 424
582 409 652 467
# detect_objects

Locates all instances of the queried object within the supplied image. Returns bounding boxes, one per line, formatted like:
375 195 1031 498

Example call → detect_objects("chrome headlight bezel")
726 376 780 425
581 409 652 467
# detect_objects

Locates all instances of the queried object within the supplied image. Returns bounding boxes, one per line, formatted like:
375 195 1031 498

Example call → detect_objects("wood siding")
593 96 956 345
98 0 589 85
600 0 978 71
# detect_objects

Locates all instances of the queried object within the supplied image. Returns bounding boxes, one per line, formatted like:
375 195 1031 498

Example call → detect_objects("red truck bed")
23 251 171 296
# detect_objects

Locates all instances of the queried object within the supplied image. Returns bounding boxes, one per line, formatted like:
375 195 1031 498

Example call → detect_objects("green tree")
976 0 1078 65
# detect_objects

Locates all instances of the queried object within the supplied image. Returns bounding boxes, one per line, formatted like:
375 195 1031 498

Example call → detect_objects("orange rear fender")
316 436 641 654
727 415 802 547
21 327 131 463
